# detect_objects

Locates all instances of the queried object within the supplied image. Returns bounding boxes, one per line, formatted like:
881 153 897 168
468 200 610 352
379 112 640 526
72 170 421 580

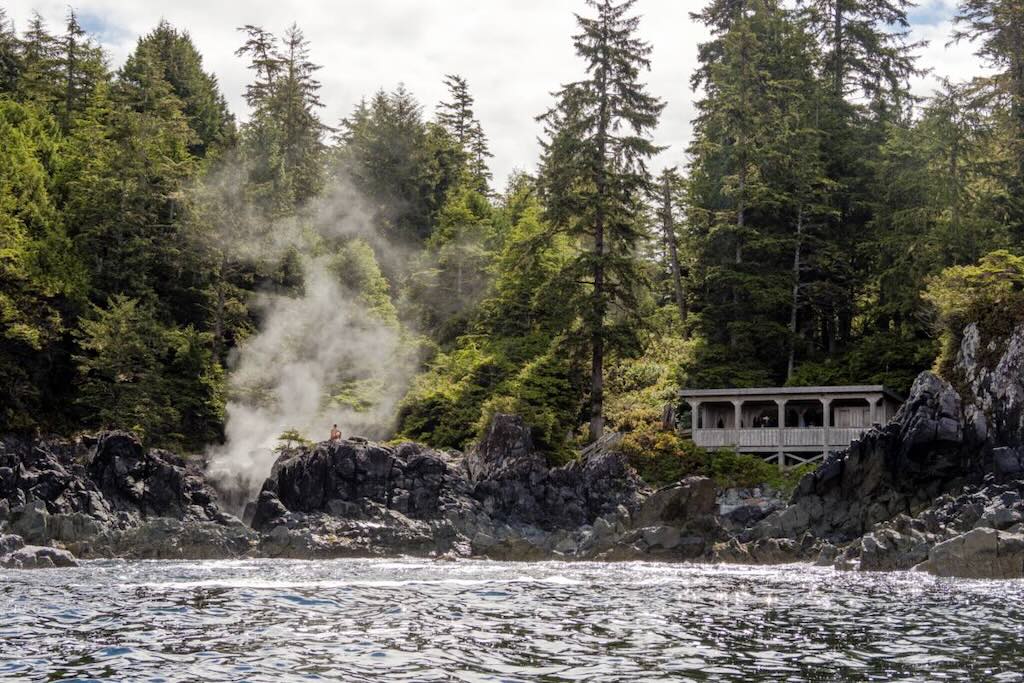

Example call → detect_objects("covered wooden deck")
679 385 903 469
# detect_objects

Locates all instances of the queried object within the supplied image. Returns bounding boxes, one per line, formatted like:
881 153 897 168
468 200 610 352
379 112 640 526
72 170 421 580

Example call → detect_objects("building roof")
679 385 903 403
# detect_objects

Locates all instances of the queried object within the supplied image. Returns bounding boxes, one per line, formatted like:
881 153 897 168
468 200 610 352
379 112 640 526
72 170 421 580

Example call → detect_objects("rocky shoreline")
2 323 1023 578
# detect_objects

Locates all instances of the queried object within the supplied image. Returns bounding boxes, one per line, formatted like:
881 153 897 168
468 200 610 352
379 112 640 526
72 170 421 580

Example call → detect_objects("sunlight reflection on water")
2 558 1024 681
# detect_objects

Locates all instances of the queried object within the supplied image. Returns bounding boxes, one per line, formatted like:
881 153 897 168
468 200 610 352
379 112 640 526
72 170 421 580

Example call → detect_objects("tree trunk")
787 206 804 380
833 0 844 98
64 37 75 131
661 174 687 328
213 258 227 361
731 163 745 349
590 28 610 443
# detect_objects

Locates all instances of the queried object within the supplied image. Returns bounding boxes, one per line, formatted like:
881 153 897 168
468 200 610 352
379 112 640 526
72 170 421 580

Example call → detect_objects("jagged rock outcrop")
10 317 1020 575
0 415 713 565
465 417 646 529
249 415 652 559
750 371 967 544
725 323 1024 578
0 431 255 563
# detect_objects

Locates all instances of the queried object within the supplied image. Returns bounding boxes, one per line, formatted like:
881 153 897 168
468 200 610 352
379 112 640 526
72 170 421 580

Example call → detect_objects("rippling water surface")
2 558 1024 681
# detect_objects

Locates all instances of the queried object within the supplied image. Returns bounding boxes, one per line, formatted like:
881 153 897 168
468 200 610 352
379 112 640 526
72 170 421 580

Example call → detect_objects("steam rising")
201 167 416 500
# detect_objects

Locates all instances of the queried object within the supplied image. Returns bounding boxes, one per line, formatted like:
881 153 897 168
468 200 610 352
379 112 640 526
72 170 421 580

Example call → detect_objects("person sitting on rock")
329 424 342 442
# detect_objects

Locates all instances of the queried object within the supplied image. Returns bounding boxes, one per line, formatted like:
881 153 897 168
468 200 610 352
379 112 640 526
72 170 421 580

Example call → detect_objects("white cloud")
5 0 987 185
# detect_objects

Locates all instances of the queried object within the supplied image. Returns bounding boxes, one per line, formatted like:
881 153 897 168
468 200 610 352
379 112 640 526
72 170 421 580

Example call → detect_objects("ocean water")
1 558 1023 682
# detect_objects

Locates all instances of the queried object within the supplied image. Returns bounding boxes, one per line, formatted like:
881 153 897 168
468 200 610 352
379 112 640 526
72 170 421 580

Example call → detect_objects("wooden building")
678 385 903 469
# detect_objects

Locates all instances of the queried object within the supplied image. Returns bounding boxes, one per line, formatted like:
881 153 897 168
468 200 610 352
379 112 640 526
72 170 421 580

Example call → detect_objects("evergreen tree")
467 119 493 187
537 0 664 440
436 74 493 190
120 20 235 157
437 74 474 145
0 99 82 429
73 295 177 442
798 0 922 100
17 12 61 110
274 23 326 204
236 24 281 111
57 9 106 132
686 0 834 385
796 0 923 349
656 168 688 327
953 0 1024 242
235 23 325 209
0 8 22 94
336 85 461 242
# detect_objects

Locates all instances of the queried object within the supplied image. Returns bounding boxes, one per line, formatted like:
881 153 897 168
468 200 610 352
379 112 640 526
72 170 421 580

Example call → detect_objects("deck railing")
692 426 867 450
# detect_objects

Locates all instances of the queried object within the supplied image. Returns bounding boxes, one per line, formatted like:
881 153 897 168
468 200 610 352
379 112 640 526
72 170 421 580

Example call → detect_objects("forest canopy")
0 1 1021 463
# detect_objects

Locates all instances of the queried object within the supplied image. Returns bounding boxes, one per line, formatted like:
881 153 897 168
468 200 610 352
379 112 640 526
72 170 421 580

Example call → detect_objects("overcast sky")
6 0 988 186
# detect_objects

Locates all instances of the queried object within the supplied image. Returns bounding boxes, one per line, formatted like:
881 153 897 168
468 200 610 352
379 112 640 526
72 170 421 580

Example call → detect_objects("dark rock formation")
249 415 650 559
465 416 646 529
0 431 254 563
751 372 967 544
10 317 1021 575
721 323 1024 578
256 440 451 525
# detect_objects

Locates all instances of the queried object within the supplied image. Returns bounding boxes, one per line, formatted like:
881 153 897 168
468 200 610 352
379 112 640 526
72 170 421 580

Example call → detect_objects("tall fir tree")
537 0 664 440
17 12 61 110
953 0 1024 243
120 20 236 158
436 74 493 191
0 8 22 94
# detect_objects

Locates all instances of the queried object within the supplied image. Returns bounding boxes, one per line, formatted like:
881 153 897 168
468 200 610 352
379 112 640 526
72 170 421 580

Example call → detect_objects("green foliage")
477 343 584 459
787 332 938 396
0 3 1022 470
73 296 175 443
73 296 225 448
0 99 82 428
275 427 312 452
328 238 399 325
336 85 460 244
236 23 326 210
119 20 236 158
924 250 1024 376
620 430 810 493
537 0 664 440
397 344 512 449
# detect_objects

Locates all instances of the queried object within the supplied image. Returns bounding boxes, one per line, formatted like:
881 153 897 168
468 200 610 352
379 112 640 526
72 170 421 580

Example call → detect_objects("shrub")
620 430 811 494
923 250 1024 378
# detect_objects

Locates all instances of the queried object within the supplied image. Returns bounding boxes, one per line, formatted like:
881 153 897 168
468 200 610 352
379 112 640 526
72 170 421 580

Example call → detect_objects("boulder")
0 533 25 555
633 477 716 528
916 527 1024 579
1 543 78 569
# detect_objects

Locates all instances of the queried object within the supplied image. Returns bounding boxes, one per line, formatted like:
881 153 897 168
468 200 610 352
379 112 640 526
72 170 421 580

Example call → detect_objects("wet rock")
857 524 934 572
748 324 1024 549
2 543 78 569
713 537 803 565
718 486 785 531
641 525 682 550
634 477 716 528
0 533 25 555
916 528 1024 579
465 415 645 529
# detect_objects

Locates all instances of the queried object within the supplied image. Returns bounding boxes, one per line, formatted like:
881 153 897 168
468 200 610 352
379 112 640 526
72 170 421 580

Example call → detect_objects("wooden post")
821 397 832 460
869 395 882 425
687 400 702 431
776 399 786 471
732 400 743 430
